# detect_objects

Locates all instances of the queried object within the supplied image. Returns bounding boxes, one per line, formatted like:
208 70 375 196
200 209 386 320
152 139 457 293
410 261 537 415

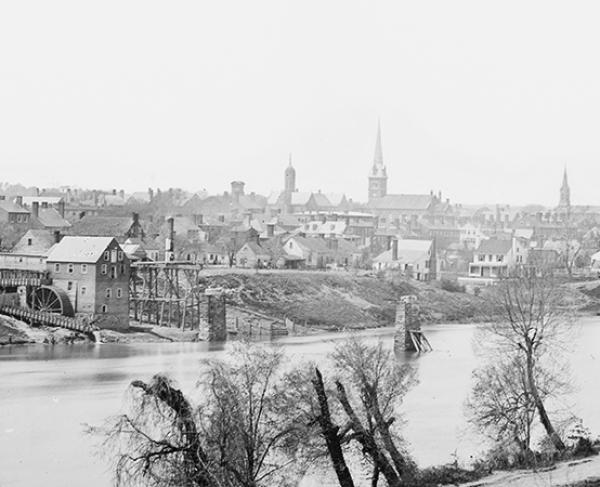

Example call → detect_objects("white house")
466 237 528 281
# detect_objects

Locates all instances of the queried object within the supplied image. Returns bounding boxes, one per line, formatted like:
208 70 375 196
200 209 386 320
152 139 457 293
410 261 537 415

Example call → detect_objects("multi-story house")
465 237 528 283
46 236 130 330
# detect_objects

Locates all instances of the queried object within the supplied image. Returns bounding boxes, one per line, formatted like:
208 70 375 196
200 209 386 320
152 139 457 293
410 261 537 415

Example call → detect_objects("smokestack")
53 231 61 244
58 200 65 218
165 217 175 262
392 239 398 261
32 201 39 218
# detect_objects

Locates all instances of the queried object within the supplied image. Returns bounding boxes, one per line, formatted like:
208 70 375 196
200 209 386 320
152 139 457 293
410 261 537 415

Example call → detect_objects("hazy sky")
1 1 600 206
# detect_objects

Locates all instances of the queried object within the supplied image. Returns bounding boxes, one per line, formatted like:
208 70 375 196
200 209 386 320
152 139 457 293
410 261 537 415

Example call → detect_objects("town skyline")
3 2 600 206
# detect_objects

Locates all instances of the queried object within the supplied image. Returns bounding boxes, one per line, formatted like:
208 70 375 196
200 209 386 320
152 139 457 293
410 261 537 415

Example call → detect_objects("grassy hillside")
205 272 498 330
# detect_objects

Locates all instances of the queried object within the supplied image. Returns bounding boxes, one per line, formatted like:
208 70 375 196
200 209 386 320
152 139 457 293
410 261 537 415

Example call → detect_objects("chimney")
15 196 23 207
266 223 275 237
53 230 61 244
392 239 398 261
119 189 125 200
148 187 154 202
32 201 39 218
58 200 65 218
165 217 175 261
41 201 48 209
112 188 117 196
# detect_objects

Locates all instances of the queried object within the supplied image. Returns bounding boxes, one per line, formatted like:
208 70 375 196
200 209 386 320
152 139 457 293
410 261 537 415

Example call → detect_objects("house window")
103 251 109 261
111 250 117 263
67 264 74 274
54 263 61 273
119 264 125 274
27 238 32 246
67 281 73 291
101 304 108 313
478 255 485 262
110 266 117 279
118 251 123 261
101 264 107 275
81 264 88 274
81 287 87 296
116 288 122 298
496 255 504 262
105 288 111 298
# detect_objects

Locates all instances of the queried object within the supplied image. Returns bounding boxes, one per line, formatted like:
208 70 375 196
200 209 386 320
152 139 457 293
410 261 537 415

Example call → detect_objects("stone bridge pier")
206 290 227 342
394 295 420 352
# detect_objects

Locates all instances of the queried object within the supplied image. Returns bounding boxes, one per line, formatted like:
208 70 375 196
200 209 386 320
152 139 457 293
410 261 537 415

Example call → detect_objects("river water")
1 319 599 487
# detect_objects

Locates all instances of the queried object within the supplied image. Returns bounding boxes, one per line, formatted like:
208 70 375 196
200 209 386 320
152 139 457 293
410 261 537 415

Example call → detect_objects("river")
1 319 599 487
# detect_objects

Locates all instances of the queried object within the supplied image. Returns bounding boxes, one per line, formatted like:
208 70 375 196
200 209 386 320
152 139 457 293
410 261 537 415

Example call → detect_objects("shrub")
441 278 466 293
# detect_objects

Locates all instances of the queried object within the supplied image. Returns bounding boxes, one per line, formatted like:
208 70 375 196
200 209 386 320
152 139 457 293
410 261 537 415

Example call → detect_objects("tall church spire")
373 119 384 168
368 120 388 201
559 166 571 208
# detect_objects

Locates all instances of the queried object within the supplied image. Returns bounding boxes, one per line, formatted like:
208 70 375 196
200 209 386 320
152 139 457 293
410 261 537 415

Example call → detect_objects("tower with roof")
284 153 296 194
368 121 388 202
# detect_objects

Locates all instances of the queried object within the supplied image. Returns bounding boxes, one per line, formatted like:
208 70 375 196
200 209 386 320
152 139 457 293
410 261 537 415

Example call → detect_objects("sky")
1 1 600 206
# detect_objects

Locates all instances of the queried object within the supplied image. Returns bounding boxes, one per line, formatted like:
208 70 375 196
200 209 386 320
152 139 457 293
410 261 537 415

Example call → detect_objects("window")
110 266 117 279
105 288 111 298
478 254 485 262
27 238 32 246
81 264 87 274
67 264 74 274
110 250 117 263
81 287 87 296
67 281 73 291
496 255 504 262
103 251 109 261
101 304 108 313
101 264 107 275
116 288 122 298
118 251 123 261
54 263 61 273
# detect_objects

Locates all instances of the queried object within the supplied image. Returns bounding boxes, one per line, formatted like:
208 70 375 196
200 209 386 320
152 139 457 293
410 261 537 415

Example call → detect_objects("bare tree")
310 338 417 486
98 343 309 487
481 271 574 452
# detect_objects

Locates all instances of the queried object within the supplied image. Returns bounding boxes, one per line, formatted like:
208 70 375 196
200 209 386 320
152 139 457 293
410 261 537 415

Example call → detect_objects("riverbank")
460 455 600 487
3 273 600 345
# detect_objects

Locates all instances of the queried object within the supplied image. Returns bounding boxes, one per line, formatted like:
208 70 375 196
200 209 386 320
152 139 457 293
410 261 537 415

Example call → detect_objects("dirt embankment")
203 272 500 330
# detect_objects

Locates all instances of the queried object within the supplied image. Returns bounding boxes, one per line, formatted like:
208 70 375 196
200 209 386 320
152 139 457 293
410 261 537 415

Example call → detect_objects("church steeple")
559 166 571 208
368 120 388 202
373 120 384 168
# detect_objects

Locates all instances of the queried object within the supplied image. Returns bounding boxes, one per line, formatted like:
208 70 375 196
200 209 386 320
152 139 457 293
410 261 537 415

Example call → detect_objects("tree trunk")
131 377 214 486
312 368 355 487
525 354 566 451
335 381 403 487
364 383 410 477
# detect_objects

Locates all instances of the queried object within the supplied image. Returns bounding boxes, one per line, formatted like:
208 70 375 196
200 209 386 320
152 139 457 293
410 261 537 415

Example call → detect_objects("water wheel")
27 286 75 317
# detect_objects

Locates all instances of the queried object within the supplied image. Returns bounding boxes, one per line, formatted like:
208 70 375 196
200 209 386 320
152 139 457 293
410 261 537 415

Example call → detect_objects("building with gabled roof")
372 239 437 281
46 236 130 329
68 214 144 241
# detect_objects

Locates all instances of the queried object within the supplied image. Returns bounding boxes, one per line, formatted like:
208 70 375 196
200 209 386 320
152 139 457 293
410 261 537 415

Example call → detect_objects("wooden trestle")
129 261 208 329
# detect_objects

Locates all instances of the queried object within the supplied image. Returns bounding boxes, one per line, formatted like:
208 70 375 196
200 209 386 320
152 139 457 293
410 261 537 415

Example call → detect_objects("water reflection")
0 320 598 487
